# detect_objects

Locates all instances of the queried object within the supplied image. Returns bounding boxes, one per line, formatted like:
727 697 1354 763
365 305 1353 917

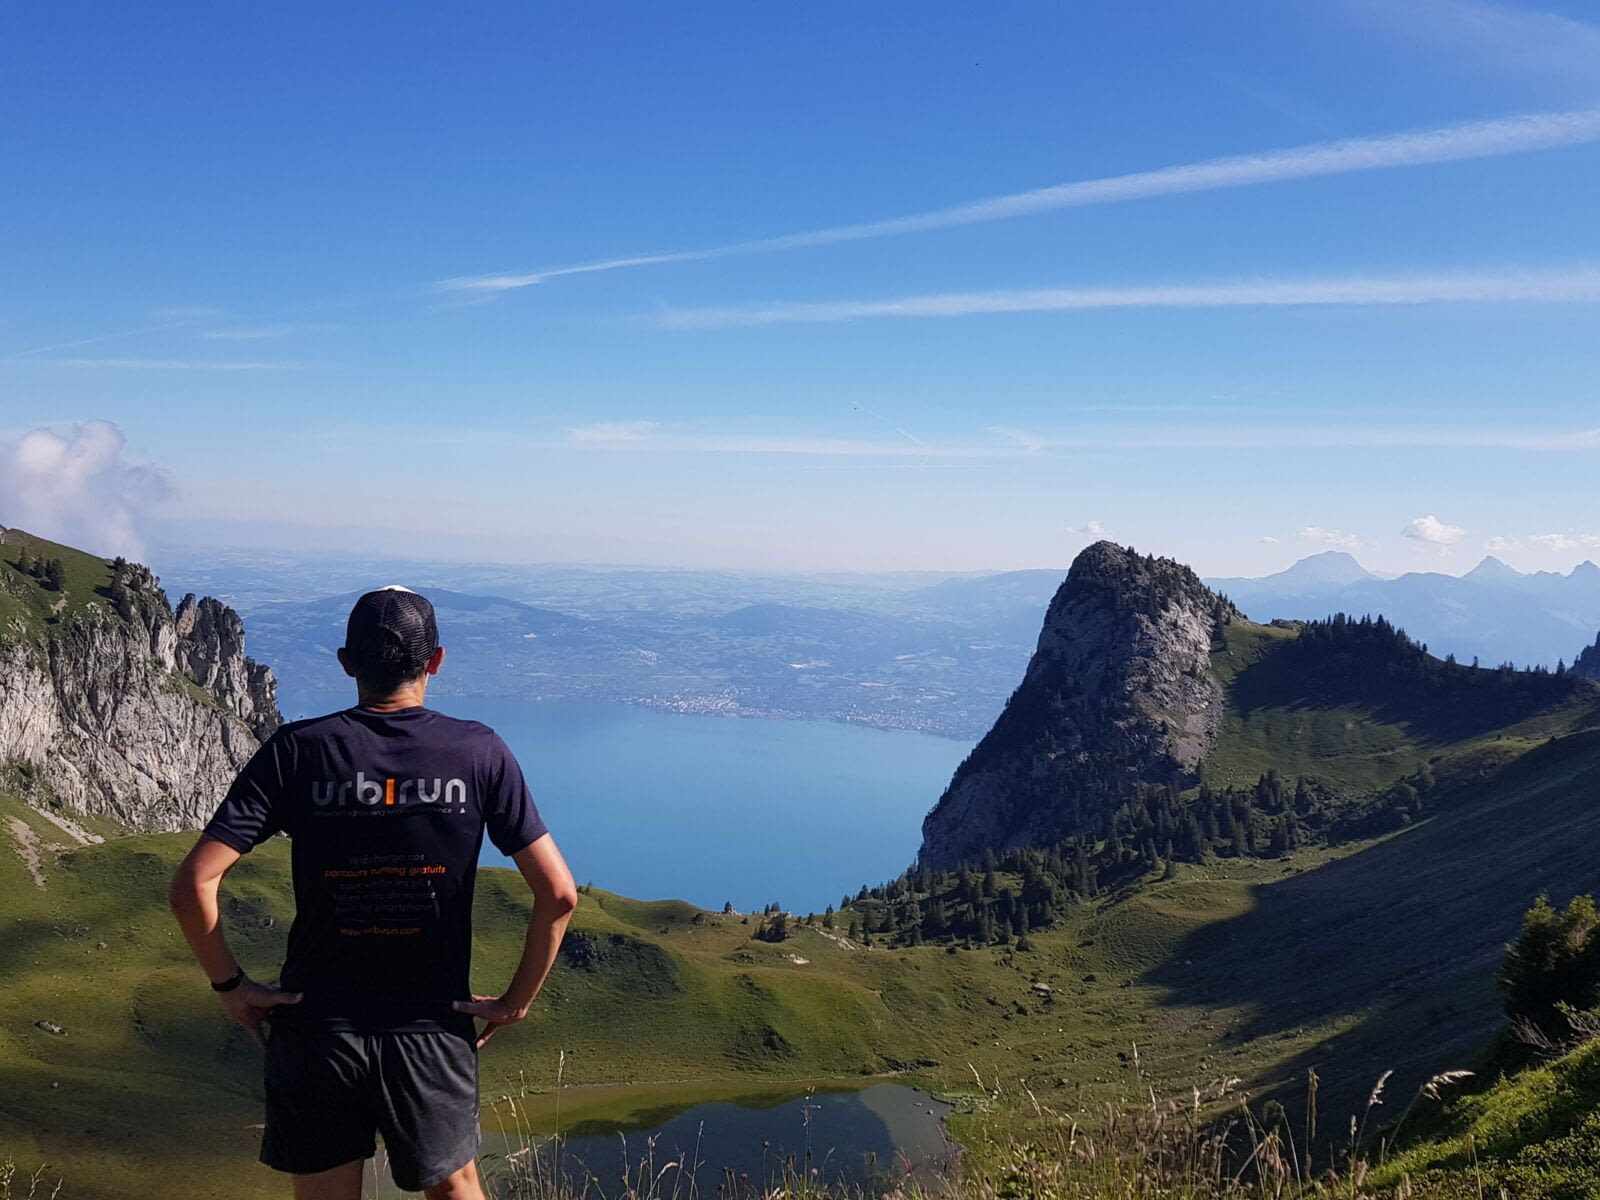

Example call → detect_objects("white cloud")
1260 535 1280 544
1483 535 1521 553
1402 514 1466 544
1299 526 1363 549
660 266 1600 328
1067 520 1108 537
0 421 173 558
443 105 1600 295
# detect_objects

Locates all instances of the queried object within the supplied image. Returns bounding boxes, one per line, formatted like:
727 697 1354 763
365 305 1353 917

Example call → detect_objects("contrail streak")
659 267 1600 328
441 106 1600 295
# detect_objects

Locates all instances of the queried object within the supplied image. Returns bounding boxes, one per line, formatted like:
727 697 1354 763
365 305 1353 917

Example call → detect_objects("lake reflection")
473 1082 955 1197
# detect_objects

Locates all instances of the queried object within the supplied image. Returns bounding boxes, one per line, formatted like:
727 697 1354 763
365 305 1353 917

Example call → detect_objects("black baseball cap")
344 586 439 686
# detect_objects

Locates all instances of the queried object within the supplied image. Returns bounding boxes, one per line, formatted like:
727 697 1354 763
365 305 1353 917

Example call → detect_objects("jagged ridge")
0 526 281 832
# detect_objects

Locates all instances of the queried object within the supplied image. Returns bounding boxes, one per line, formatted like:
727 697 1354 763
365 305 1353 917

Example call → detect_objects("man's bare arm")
168 834 301 1040
453 834 577 1048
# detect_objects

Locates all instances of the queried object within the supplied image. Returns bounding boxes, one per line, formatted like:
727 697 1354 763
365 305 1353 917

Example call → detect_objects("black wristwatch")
211 969 246 993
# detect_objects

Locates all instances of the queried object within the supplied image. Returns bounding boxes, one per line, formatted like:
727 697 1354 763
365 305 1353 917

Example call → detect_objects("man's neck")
356 684 428 712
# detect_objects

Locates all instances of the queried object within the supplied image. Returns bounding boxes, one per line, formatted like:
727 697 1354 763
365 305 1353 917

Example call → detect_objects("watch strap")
211 969 246 993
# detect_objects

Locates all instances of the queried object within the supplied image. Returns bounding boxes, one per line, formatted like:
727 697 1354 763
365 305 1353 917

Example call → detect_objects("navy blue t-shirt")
204 706 548 1032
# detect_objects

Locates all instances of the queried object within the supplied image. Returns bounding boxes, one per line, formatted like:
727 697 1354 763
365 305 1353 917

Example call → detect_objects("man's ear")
336 647 357 679
426 645 446 677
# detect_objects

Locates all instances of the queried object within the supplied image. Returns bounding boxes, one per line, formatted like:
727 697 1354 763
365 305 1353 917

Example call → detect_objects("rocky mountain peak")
918 542 1235 870
1466 555 1522 581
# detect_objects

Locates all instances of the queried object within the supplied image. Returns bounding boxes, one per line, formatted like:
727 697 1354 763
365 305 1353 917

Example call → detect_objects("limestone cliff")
0 526 281 832
918 541 1238 870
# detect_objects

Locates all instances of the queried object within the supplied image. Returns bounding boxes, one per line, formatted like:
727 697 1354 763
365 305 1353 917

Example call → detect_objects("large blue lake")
278 691 970 912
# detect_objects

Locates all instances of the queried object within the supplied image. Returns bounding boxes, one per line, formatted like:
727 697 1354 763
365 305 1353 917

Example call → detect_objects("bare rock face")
173 593 280 741
0 553 281 832
918 541 1237 870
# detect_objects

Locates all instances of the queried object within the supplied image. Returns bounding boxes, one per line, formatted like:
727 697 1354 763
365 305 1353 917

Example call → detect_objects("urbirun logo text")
311 771 467 808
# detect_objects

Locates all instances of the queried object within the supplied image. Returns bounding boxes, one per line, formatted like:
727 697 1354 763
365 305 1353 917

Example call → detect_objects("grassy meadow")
5 716 1600 1197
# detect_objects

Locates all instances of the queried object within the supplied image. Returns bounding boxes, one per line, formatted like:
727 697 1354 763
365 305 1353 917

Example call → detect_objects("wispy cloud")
1353 0 1600 87
660 266 1600 328
1299 526 1364 550
562 425 1017 459
1484 531 1600 556
552 421 1600 460
200 325 295 341
443 105 1600 296
567 420 661 443
150 305 226 321
1529 531 1600 553
19 357 295 371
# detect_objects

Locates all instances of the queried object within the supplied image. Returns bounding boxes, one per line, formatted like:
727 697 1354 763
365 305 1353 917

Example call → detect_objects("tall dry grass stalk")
465 1057 1473 1200
0 1160 61 1200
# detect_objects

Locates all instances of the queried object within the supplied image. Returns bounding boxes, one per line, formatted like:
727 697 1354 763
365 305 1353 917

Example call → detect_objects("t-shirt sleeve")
483 732 549 855
203 730 294 853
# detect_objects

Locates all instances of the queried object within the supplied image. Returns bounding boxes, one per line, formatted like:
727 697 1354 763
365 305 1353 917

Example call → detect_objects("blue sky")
3 0 1599 575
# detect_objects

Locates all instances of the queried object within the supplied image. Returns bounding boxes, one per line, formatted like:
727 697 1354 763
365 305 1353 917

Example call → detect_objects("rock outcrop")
918 541 1238 870
0 528 281 832
173 593 279 741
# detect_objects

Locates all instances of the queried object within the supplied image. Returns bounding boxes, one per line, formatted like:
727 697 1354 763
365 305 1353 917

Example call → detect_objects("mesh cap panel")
344 586 439 686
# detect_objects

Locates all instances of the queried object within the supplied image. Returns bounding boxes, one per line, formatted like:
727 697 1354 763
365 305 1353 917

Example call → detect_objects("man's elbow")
168 866 200 915
543 882 580 919
168 857 213 915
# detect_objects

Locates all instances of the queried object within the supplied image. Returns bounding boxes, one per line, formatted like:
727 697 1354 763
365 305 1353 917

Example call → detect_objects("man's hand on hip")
220 978 303 1042
452 994 529 1049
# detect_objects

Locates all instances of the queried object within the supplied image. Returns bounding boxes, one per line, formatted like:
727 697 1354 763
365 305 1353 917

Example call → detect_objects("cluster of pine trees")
1283 612 1588 715
12 550 65 592
808 769 1333 949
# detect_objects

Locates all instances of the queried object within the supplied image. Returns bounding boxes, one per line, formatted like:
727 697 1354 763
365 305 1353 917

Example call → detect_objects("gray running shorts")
260 1020 480 1191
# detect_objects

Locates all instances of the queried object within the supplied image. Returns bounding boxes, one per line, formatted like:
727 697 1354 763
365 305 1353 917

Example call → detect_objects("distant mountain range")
146 544 1600 738
1207 551 1600 669
235 576 1040 738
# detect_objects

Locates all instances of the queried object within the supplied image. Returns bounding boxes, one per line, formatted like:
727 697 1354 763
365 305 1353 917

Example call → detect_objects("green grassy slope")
6 725 1600 1196
1374 1038 1600 1198
1204 620 1600 791
0 527 125 637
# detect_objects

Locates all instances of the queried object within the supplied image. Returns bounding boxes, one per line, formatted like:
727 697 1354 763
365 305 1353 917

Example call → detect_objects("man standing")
170 586 577 1200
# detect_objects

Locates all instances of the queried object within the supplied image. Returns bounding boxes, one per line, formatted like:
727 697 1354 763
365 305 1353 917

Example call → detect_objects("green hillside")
1373 1037 1600 1198
1205 616 1599 791
6 718 1600 1196
0 526 131 636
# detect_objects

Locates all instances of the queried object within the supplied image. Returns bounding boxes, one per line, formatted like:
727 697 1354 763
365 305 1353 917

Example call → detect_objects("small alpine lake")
366 1080 954 1196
